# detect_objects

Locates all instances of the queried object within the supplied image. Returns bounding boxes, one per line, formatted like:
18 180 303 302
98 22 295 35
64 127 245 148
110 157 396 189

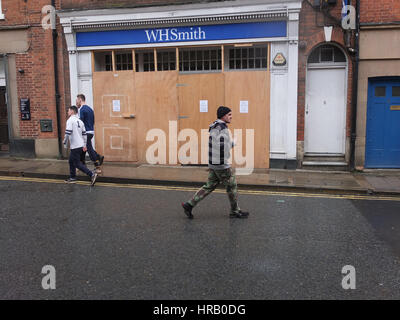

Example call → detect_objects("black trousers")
70 147 92 178
80 134 100 164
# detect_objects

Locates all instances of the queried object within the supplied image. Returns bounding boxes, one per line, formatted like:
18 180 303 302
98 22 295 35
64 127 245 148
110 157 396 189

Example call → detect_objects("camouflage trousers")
188 168 240 214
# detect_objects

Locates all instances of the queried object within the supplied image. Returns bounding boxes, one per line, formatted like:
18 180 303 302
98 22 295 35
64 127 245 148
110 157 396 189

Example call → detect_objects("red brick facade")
298 0 354 144
361 0 400 24
0 0 68 145
61 0 223 10
3 0 398 161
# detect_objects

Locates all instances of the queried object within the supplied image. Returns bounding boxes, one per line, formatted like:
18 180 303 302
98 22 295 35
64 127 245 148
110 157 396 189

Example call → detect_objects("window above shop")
135 50 155 72
157 50 176 71
92 44 271 73
115 51 133 71
94 51 113 71
225 45 268 71
179 47 221 73
308 45 346 64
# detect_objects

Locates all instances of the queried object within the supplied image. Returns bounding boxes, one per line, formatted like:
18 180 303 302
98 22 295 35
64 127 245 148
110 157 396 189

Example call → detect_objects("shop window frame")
156 49 177 72
224 44 269 72
93 51 114 72
179 46 222 74
115 51 133 71
92 43 270 74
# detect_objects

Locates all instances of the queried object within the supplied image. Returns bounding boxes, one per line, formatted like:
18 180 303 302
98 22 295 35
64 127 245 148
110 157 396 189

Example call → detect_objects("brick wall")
361 0 400 24
298 0 354 143
0 0 66 143
60 0 225 10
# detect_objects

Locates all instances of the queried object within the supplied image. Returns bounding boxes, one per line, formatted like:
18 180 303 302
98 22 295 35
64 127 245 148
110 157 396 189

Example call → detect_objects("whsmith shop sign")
76 21 287 47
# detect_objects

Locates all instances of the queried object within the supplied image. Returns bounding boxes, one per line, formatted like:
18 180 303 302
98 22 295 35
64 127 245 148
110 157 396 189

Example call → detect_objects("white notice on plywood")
200 100 208 113
112 100 121 112
240 101 249 113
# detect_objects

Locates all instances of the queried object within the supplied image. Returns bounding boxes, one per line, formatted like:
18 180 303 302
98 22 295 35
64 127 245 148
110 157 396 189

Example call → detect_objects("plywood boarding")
177 73 225 164
224 71 270 169
134 71 179 164
92 71 137 161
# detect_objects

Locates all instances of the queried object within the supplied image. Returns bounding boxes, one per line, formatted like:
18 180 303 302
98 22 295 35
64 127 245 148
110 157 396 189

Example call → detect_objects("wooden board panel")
92 71 137 162
224 71 270 169
134 71 179 164
177 73 225 164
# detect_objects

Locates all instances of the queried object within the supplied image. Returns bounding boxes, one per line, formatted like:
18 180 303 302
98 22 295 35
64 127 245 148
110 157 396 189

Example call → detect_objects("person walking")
76 94 104 170
64 106 98 186
181 106 249 219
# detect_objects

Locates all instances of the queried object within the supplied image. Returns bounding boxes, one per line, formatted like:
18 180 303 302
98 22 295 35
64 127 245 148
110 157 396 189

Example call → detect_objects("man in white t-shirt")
63 106 98 186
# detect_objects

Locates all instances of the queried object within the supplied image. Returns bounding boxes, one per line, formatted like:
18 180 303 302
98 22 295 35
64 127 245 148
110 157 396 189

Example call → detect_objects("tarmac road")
1 176 400 299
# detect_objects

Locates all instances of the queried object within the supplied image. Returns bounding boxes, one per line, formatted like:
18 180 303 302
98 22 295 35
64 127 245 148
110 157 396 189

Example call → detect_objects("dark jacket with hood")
208 119 233 170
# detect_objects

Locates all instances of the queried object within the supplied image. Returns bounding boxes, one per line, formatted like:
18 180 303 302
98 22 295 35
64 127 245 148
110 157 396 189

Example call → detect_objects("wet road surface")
1 177 400 299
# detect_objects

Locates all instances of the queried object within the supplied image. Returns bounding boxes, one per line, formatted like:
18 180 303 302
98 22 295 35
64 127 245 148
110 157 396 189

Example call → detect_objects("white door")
305 67 346 154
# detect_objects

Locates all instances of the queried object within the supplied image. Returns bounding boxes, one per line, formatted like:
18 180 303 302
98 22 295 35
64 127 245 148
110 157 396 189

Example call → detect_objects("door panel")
93 71 137 161
177 73 225 164
305 68 346 154
135 71 179 163
224 71 270 169
366 80 400 168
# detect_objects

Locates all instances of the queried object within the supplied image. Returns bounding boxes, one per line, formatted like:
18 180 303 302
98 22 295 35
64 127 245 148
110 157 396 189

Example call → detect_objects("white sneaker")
91 171 98 186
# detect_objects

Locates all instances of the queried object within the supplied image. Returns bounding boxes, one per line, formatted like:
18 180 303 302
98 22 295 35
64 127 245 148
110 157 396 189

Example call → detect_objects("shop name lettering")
145 27 206 42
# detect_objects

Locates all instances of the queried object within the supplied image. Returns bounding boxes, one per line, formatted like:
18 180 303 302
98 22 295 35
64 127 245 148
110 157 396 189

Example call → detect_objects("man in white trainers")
63 106 98 186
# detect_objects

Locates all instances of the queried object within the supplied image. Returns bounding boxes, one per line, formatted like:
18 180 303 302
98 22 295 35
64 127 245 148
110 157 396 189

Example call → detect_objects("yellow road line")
1 175 400 202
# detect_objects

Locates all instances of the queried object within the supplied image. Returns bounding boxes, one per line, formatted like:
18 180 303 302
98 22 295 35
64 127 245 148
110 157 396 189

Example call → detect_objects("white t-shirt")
64 114 87 149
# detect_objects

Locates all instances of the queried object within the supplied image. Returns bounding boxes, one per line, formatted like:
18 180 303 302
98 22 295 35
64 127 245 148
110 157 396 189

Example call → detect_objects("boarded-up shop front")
59 1 302 169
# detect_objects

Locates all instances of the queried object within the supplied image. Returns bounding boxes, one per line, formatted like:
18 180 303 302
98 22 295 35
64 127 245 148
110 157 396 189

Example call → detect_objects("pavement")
1 155 400 196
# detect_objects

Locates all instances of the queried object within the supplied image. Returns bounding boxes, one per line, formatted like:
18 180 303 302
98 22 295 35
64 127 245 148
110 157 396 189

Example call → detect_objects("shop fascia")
58 1 302 50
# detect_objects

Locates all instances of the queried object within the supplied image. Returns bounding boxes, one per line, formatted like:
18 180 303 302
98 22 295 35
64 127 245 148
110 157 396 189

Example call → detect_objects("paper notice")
200 100 208 113
112 100 121 112
240 101 249 113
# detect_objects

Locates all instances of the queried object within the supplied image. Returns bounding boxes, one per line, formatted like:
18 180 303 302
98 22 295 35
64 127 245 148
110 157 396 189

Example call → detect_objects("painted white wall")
77 51 93 109
270 42 288 159
286 13 299 160
77 51 95 148
269 13 299 161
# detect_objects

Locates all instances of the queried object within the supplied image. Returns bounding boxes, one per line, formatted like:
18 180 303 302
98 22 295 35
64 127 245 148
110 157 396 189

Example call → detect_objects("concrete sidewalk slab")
1 156 400 196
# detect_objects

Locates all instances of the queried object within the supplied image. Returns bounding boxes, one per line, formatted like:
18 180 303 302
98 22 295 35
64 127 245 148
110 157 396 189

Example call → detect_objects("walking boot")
182 202 194 219
229 210 249 219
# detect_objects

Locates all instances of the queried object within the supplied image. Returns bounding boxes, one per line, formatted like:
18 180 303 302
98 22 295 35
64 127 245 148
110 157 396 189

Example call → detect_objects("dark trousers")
80 133 100 164
70 147 92 178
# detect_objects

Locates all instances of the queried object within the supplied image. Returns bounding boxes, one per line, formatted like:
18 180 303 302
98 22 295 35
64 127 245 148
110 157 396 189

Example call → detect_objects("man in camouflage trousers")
182 106 249 219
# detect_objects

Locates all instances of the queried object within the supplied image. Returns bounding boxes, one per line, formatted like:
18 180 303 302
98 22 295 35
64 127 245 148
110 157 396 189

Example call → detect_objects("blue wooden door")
365 79 400 168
